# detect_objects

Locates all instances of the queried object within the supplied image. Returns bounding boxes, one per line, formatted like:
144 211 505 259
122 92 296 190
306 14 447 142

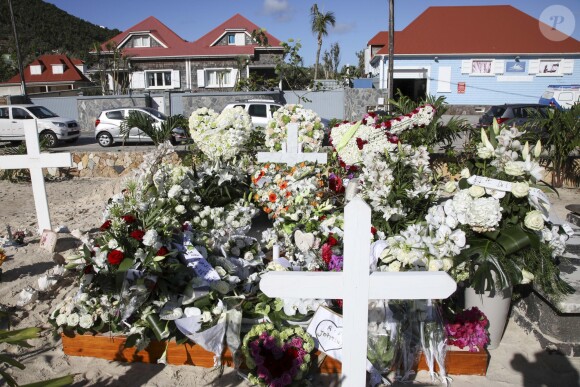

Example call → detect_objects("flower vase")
464 286 512 350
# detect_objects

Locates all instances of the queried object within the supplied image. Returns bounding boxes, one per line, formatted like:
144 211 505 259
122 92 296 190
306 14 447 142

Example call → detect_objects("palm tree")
310 4 336 80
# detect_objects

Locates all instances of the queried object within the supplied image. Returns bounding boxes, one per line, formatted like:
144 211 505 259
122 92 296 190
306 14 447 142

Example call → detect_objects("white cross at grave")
0 120 72 234
260 197 457 386
257 122 327 166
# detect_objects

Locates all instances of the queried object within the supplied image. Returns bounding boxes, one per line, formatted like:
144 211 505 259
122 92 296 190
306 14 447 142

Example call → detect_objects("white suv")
0 104 80 147
223 100 282 128
94 107 188 147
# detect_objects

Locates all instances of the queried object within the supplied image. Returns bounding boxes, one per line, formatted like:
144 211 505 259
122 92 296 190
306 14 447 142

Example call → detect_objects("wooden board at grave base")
61 333 488 375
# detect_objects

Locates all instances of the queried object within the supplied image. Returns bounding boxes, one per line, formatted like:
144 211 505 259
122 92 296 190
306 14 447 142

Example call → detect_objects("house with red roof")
0 54 92 96
95 14 284 93
365 5 580 107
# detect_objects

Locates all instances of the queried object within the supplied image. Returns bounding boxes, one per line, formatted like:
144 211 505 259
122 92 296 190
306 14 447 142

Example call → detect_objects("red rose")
156 247 169 256
327 235 338 246
130 229 145 241
122 214 136 223
100 220 112 231
107 249 124 265
371 226 377 235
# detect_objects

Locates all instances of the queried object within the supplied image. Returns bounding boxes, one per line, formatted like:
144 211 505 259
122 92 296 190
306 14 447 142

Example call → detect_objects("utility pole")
8 0 27 96
387 0 394 111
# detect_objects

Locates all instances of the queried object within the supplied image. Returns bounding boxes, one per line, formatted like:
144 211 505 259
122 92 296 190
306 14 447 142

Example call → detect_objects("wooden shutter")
461 60 471 74
528 60 540 74
229 69 238 87
493 60 505 74
436 66 451 93
196 69 205 87
130 71 145 89
235 33 245 46
171 70 180 88
561 59 574 74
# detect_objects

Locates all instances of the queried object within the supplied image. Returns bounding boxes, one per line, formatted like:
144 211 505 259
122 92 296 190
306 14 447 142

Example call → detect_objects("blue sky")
45 0 580 68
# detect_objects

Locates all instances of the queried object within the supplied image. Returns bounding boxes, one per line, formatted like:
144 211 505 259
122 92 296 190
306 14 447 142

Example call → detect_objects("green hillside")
0 0 120 81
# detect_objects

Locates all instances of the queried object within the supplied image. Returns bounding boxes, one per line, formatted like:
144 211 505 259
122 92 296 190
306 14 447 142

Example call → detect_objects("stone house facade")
97 14 284 93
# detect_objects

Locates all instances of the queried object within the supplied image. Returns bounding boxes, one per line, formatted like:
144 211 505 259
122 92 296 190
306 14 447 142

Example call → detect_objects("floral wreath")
189 106 252 161
265 104 325 153
242 323 314 386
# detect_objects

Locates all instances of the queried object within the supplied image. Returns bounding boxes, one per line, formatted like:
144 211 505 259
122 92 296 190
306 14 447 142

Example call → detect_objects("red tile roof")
100 14 282 59
5 54 90 84
372 5 580 55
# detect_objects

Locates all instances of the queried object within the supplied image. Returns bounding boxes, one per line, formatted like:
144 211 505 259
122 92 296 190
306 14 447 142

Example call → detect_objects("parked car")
539 85 580 110
223 99 282 128
477 104 552 128
94 107 188 147
0 104 80 147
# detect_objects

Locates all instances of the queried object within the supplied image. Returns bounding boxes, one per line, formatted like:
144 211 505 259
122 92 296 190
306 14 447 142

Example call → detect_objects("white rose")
504 161 525 176
66 313 80 327
511 182 530 198
79 314 94 329
468 185 486 198
56 313 68 326
460 168 471 179
524 210 544 231
477 144 494 159
175 205 186 214
388 261 402 272
142 230 158 247
442 258 454 272
444 181 457 193
428 259 443 271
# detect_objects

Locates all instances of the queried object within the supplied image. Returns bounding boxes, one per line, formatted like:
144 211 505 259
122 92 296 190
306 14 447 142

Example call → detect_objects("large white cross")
260 197 457 386
0 120 72 234
257 123 327 166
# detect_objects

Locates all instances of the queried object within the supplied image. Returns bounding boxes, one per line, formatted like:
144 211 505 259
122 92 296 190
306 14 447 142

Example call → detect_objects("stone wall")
77 95 150 134
344 89 386 121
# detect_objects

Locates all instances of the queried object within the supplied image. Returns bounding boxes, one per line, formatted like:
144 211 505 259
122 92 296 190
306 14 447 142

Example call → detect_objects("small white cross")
260 197 457 386
257 123 327 166
0 120 72 234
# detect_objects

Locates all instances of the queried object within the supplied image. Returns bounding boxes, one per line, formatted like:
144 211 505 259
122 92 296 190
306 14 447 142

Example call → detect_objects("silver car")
94 107 187 147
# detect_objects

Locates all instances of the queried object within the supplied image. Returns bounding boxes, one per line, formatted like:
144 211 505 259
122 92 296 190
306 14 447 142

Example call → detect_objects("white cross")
0 120 72 234
257 123 327 166
260 197 457 386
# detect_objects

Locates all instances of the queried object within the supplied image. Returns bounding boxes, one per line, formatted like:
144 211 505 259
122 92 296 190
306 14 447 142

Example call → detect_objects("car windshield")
142 108 167 120
27 106 58 118
485 106 507 117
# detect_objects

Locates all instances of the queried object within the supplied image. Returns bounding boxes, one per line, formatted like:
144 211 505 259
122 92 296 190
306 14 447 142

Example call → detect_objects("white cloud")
331 22 356 34
262 0 293 21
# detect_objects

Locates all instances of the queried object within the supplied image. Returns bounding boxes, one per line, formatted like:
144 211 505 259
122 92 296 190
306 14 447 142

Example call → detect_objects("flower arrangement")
189 106 253 161
265 104 325 153
444 307 489 352
242 323 314 387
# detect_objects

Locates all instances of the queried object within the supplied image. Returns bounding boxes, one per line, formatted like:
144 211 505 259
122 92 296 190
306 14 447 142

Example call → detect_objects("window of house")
30 65 42 75
206 69 231 87
228 34 235 45
52 64 64 74
471 60 492 74
146 71 172 88
134 36 151 47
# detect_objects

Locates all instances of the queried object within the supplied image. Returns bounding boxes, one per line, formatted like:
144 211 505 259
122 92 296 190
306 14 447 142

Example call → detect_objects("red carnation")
100 220 112 231
122 214 136 223
156 247 169 256
371 226 377 235
130 229 145 241
356 137 368 150
327 235 338 246
107 249 124 265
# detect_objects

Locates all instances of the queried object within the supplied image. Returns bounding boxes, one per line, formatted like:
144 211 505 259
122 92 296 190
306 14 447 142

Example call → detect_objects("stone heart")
294 230 315 253
315 319 343 352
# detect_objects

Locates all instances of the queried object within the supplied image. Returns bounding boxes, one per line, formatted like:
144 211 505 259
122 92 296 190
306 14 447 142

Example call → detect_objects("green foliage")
120 112 181 146
527 104 580 187
389 91 471 150
275 39 317 102
310 3 336 81
0 0 120 82
235 73 278 92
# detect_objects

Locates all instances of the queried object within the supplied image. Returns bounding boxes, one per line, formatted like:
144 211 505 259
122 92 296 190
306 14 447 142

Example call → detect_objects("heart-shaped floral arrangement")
242 323 315 386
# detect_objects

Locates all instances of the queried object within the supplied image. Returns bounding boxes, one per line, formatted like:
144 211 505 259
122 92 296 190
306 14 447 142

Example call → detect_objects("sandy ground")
0 177 579 386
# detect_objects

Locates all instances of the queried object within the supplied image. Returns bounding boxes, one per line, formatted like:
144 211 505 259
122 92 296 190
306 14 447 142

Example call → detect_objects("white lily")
534 140 542 158
522 141 529 160
481 128 495 151
492 117 500 135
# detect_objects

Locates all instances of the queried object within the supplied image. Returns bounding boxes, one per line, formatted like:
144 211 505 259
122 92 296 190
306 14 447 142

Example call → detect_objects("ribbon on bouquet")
467 175 574 236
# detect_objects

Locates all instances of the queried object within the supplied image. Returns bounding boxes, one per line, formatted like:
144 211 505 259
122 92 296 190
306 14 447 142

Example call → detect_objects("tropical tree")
121 111 183 146
310 4 336 80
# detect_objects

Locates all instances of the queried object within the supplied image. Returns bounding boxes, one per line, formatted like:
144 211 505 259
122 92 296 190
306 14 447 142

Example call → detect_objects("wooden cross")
0 120 72 234
260 197 457 386
257 122 327 166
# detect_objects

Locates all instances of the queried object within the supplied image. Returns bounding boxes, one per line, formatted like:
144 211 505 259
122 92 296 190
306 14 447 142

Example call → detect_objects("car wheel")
97 132 114 147
40 131 58 148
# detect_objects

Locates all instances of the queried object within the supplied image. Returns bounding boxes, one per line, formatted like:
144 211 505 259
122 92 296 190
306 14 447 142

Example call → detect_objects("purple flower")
328 254 343 271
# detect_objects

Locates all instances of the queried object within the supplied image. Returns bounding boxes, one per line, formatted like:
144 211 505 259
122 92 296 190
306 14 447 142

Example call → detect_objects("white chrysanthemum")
142 229 158 247
265 104 324 152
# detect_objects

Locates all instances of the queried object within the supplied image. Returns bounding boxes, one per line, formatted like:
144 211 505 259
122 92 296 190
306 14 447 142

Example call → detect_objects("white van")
0 104 80 147
539 85 580 109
